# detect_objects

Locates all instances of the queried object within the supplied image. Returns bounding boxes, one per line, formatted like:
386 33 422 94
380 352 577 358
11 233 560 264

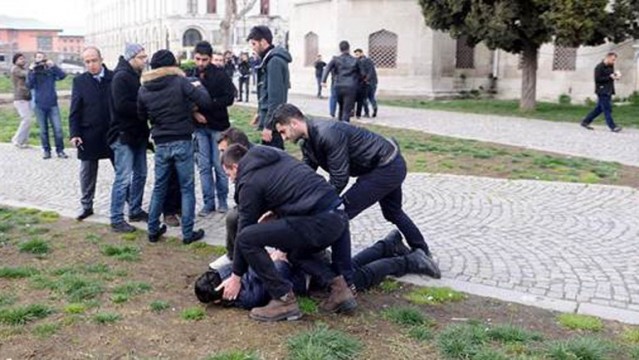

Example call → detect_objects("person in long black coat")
69 47 114 221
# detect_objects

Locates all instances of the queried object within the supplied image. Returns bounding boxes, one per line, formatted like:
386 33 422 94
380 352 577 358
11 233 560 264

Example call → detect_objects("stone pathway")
2 143 639 323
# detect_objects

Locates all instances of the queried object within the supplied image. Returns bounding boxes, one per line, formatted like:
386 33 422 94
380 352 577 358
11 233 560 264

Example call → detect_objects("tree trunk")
220 0 236 50
520 45 538 111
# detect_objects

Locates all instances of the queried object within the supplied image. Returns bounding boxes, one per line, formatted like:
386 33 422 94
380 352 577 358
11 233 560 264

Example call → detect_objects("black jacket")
301 119 397 194
138 66 212 144
233 145 340 276
321 53 364 90
314 60 326 78
69 66 114 160
256 46 292 130
108 56 149 146
358 56 378 86
594 61 615 96
195 64 235 131
238 60 251 78
224 61 236 79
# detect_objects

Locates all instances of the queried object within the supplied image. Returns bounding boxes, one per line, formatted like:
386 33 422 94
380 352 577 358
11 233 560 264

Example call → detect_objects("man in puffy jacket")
274 104 440 279
137 50 212 245
321 41 364 122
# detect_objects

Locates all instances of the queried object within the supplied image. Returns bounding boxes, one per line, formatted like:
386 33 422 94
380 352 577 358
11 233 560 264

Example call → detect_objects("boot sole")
321 298 358 314
249 310 303 322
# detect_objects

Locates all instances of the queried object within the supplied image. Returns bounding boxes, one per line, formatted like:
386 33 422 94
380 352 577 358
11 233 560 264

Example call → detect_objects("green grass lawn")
380 98 639 128
0 74 73 93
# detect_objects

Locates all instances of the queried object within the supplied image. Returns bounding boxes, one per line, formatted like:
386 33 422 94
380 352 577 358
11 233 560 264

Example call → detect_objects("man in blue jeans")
580 52 622 133
27 52 68 159
190 41 235 217
108 43 150 233
138 49 212 244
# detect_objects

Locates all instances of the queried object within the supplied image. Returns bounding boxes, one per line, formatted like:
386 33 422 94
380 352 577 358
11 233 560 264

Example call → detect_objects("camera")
33 60 47 71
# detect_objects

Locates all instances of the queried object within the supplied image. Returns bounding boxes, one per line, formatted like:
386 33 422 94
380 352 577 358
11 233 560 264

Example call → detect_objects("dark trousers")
163 166 181 216
225 207 239 260
316 75 323 97
235 209 352 299
352 237 408 291
337 87 357 122
343 155 430 254
582 94 617 130
80 158 114 211
355 84 370 118
259 110 284 149
238 77 250 101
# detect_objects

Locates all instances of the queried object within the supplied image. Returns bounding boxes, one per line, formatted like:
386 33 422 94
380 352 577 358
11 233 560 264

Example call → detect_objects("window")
187 0 198 14
455 35 474 69
63 47 68 52
37 36 53 51
553 46 577 71
304 32 318 67
369 29 397 68
183 28 202 47
207 0 216 13
0 54 5 63
260 0 269 15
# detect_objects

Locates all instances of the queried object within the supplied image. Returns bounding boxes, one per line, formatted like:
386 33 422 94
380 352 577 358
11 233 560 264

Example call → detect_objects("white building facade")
85 0 290 67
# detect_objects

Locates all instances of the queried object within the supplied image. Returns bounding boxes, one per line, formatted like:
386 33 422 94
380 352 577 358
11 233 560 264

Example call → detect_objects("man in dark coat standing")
580 52 622 132
321 41 364 122
69 47 114 221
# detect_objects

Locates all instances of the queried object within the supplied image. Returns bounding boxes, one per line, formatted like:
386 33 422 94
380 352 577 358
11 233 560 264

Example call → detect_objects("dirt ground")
0 212 633 359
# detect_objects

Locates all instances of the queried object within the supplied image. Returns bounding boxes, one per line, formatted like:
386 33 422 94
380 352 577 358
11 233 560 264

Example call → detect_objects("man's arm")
51 65 66 81
232 183 265 277
68 77 83 140
207 70 235 109
111 74 139 115
322 129 350 194
595 63 612 84
182 78 213 112
27 70 36 90
12 66 28 79
321 58 335 84
137 92 149 123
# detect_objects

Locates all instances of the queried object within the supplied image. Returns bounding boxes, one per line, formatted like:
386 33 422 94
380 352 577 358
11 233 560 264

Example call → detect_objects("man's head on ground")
218 127 251 153
194 41 213 71
212 52 225 68
82 46 103 75
150 50 177 69
354 49 364 58
12 53 26 67
221 144 249 182
194 269 223 303
273 103 308 143
124 43 147 72
604 52 618 66
247 26 273 57
339 41 350 54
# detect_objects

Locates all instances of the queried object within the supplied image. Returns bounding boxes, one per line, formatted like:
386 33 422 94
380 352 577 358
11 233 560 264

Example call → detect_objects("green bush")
558 94 572 105
0 304 54 325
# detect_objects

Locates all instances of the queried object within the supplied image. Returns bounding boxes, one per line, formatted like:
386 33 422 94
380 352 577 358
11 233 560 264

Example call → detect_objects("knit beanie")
124 43 144 61
150 50 177 69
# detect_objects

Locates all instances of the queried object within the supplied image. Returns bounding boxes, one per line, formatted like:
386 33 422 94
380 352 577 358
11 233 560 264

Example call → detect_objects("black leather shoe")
148 225 167 243
129 210 149 222
57 152 69 159
406 249 442 279
612 126 622 133
183 229 205 245
43 151 51 160
111 221 136 233
76 208 94 221
580 122 594 130
382 229 410 256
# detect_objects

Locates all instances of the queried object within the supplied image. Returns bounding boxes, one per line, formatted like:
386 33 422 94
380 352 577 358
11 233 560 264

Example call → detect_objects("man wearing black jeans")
581 52 622 133
274 104 440 278
217 144 356 322
321 41 363 122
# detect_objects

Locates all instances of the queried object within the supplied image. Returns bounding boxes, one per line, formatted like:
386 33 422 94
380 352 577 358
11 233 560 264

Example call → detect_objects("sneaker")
129 210 149 222
183 229 205 245
111 221 136 233
580 122 594 130
57 151 69 159
76 208 94 221
406 249 442 279
209 254 232 270
249 291 302 322
148 224 167 243
43 151 52 160
163 214 180 227
612 126 623 133
198 208 215 217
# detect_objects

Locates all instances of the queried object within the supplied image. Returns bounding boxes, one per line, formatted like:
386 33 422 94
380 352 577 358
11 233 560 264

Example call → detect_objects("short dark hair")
354 49 363 54
339 41 350 52
194 269 223 303
221 144 249 168
606 52 618 58
12 53 24 65
247 25 273 44
273 103 305 126
194 41 213 56
218 127 251 148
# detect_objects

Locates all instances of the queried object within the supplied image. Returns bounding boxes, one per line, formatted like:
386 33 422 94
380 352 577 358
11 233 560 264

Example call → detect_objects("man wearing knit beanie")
124 43 145 62
149 49 177 69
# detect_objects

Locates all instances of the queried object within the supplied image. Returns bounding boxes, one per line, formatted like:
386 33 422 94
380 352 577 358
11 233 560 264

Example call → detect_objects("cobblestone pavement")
236 94 639 167
2 143 639 323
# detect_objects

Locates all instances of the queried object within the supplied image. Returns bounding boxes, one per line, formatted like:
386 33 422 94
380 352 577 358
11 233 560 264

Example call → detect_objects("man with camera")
27 52 68 159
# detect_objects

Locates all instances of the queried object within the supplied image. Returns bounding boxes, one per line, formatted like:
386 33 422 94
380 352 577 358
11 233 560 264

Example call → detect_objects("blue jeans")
582 94 617 130
34 106 64 153
329 86 338 118
195 128 229 211
148 140 196 239
109 140 148 224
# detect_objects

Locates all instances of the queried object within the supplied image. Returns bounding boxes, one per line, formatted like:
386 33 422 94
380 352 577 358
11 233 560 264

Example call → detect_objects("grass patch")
205 351 260 360
382 306 432 327
34 273 104 302
0 304 54 325
287 324 362 360
0 294 17 307
63 303 87 314
407 324 434 342
0 266 40 278
557 313 604 332
32 322 61 338
38 211 60 223
181 307 206 321
486 324 544 343
404 286 465 305
623 328 639 344
120 232 139 241
378 279 401 293
149 300 170 312
111 281 152 303
93 312 121 324
18 237 51 255
101 244 140 261
298 297 318 315
545 337 612 359
188 242 227 257
436 322 488 359
85 233 102 244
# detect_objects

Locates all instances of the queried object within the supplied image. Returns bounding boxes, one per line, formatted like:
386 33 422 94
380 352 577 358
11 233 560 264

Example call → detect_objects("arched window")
304 32 318 67
183 28 202 47
369 29 397 68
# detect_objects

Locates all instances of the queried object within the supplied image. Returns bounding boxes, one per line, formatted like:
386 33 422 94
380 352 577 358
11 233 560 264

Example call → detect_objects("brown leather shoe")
249 291 302 322
320 275 357 314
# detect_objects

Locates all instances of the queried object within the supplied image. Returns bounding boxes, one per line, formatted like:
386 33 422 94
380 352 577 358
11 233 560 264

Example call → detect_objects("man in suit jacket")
69 47 114 221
